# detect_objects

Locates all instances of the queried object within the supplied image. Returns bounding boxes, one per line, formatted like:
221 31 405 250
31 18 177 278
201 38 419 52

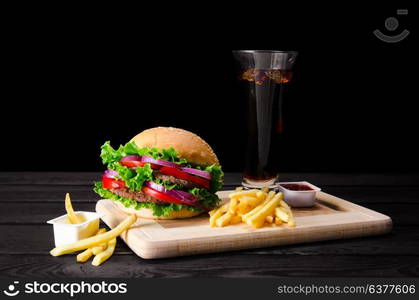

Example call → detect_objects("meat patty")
153 170 200 189
110 188 163 204
109 187 208 210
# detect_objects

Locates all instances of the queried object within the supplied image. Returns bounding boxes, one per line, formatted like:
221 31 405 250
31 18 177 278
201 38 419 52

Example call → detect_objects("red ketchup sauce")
280 183 313 191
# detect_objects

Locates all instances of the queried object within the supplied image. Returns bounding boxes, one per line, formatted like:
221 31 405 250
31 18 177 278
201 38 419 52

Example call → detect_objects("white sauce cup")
276 181 321 207
47 211 103 246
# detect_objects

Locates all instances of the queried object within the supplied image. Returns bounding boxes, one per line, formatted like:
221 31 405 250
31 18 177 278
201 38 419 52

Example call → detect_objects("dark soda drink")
240 69 293 186
233 50 297 188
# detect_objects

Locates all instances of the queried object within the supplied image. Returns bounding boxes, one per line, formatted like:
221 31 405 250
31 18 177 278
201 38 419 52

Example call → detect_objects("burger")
94 127 224 219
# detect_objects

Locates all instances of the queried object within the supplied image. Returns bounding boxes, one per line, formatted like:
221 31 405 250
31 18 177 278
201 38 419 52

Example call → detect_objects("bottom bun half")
114 201 203 220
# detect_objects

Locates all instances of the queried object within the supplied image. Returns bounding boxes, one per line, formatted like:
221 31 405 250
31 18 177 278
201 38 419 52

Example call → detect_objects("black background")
1 3 416 173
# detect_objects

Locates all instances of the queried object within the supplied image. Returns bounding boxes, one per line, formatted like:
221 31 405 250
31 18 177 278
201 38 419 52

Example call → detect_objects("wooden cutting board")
96 190 392 259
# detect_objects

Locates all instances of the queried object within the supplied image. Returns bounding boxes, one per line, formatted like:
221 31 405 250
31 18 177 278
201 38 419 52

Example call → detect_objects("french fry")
235 186 244 191
228 189 259 199
76 248 94 263
208 202 229 217
256 190 267 202
278 198 296 227
266 190 276 201
247 196 280 228
209 202 229 226
209 202 229 216
277 203 296 227
92 238 116 266
230 215 242 225
242 191 275 222
246 193 281 228
50 214 137 256
229 198 238 214
216 212 234 227
265 215 274 223
274 217 282 225
209 210 223 227
91 242 108 255
261 187 269 193
76 228 107 262
275 207 289 223
65 193 82 224
287 215 296 227
209 207 225 227
236 196 261 216
286 207 296 227
91 228 110 255
240 196 261 207
237 202 254 215
279 199 290 210
241 205 262 222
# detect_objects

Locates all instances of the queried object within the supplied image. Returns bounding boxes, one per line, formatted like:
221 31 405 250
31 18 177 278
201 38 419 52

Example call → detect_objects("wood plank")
0 185 98 203
0 172 100 185
359 203 419 226
0 202 96 224
0 184 238 203
241 226 417 255
0 224 417 256
321 186 419 204
277 173 419 187
2 172 419 186
2 185 419 204
0 254 418 278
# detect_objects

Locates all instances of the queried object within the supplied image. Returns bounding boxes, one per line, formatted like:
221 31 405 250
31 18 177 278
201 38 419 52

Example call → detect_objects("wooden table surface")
1 172 418 278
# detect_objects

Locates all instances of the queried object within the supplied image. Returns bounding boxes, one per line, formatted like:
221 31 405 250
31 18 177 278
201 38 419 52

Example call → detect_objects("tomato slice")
102 176 126 189
120 160 146 168
120 161 159 169
159 166 210 189
142 186 185 205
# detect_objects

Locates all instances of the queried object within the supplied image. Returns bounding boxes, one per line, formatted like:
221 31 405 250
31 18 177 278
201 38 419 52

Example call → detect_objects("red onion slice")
145 181 197 203
121 155 212 181
144 181 210 211
181 167 212 180
121 155 142 161
167 189 198 202
141 155 180 169
103 169 119 178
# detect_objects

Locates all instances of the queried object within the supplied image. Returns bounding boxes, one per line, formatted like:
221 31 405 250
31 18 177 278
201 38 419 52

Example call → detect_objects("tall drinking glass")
233 50 298 188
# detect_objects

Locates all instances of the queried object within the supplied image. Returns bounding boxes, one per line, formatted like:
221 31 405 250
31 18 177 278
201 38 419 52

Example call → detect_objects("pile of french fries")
209 188 295 229
50 193 136 266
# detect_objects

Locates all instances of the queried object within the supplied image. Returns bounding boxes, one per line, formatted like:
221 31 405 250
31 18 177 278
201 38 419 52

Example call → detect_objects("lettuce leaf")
153 178 183 190
126 164 153 190
100 141 187 169
152 180 221 208
110 162 153 191
189 187 221 208
94 182 202 217
197 164 224 192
